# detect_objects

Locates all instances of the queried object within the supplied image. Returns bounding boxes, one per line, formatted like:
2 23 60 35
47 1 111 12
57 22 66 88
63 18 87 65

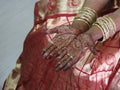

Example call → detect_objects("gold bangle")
93 15 116 42
93 23 106 41
74 7 97 28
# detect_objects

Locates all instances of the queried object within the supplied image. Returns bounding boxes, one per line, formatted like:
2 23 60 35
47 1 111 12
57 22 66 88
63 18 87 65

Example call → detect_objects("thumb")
87 43 98 55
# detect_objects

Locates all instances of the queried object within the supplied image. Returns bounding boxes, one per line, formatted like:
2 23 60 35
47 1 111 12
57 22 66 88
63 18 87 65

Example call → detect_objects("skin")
55 8 120 71
42 0 120 71
71 0 110 33
87 8 120 43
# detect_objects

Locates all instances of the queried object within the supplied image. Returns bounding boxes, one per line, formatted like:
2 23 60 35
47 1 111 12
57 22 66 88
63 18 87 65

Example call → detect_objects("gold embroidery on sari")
4 59 21 90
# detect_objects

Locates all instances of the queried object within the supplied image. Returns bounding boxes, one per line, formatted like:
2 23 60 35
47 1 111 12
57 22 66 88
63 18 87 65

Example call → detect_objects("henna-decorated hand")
55 33 98 71
42 25 78 59
42 18 90 59
42 25 97 71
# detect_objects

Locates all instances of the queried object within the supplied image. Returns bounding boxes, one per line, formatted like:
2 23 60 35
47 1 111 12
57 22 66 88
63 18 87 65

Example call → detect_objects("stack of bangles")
93 15 116 42
74 7 97 28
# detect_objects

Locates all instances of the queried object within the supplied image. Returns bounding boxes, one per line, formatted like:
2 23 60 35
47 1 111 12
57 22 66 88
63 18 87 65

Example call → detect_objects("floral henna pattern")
42 25 78 58
55 33 97 71
48 0 57 11
67 0 81 7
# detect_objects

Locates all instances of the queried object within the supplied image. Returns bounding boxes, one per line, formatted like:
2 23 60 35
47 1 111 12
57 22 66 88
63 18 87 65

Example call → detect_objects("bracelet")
74 7 97 28
93 15 116 42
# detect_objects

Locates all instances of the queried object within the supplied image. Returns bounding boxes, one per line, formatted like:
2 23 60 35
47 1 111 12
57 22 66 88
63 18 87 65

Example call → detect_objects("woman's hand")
42 25 79 59
42 25 97 71
55 33 97 71
42 15 92 59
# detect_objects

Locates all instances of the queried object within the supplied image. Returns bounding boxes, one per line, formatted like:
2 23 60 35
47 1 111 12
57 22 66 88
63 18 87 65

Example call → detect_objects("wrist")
71 7 98 35
85 25 103 42
109 9 120 31
71 20 89 34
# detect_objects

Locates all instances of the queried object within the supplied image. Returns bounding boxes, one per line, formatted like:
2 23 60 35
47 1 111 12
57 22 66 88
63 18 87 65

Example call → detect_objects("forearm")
86 8 120 42
109 8 120 31
72 0 110 34
84 0 110 14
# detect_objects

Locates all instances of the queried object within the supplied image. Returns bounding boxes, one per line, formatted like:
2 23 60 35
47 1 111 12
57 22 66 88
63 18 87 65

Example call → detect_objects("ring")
67 53 73 59
50 53 54 57
62 46 67 49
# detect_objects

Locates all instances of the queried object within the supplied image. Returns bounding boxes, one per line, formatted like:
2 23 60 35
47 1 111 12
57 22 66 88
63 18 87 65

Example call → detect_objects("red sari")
3 0 120 90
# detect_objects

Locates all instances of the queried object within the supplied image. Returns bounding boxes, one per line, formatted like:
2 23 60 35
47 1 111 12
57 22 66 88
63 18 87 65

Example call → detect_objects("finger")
47 46 66 59
56 54 68 68
55 46 67 57
42 43 53 55
50 47 65 57
63 50 86 71
63 57 77 71
65 47 88 71
57 50 67 60
88 45 98 55
56 55 70 71
52 47 65 57
48 47 59 58
43 45 56 59
87 41 98 55
45 45 57 59
46 45 57 59
56 57 72 71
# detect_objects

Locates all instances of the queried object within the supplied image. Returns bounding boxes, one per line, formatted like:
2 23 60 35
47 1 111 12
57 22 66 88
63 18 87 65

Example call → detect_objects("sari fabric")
3 0 120 90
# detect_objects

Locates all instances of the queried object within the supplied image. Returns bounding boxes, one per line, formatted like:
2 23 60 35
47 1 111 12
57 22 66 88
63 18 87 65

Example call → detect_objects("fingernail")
46 55 52 59
41 51 44 55
56 65 62 71
54 54 59 57
43 53 48 58
63 66 69 71
56 67 60 71
42 48 46 54
55 63 60 68
57 56 61 60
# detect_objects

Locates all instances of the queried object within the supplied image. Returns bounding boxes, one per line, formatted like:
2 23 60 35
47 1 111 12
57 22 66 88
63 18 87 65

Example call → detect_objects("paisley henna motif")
67 0 81 7
48 0 57 11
